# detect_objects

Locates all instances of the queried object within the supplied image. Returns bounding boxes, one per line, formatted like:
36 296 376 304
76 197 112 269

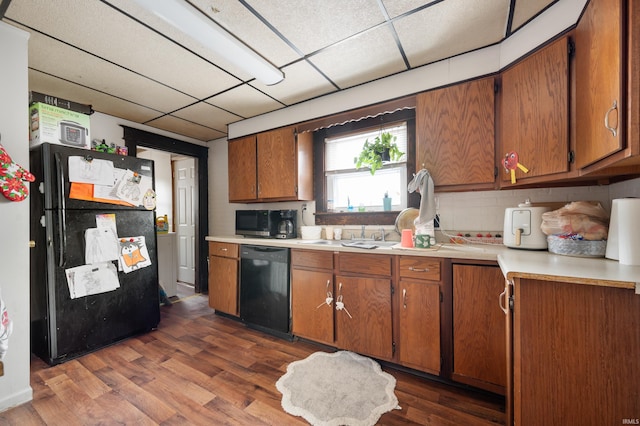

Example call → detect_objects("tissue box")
29 102 91 149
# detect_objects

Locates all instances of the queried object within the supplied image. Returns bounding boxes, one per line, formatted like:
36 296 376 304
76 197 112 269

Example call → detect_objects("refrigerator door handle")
55 153 67 267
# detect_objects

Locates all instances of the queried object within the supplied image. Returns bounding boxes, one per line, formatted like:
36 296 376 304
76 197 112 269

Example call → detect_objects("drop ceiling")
1 0 558 142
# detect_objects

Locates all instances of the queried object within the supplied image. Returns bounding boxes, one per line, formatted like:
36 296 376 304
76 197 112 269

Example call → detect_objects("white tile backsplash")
436 183 615 233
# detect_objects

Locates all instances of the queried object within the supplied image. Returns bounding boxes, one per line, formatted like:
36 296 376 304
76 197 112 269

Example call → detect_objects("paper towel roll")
617 198 640 266
605 199 620 260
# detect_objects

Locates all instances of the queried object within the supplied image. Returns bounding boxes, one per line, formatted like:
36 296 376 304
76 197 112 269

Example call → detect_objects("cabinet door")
257 126 297 199
499 36 569 183
397 279 441 375
575 0 623 168
452 265 506 393
512 279 640 425
291 268 334 345
208 255 238 316
228 135 257 202
416 78 495 188
334 275 393 360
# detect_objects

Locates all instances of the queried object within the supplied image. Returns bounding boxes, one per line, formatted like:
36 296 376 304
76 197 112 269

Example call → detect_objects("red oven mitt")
0 142 36 202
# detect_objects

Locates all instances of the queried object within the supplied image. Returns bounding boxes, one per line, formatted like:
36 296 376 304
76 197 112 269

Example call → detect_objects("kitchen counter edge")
206 236 640 290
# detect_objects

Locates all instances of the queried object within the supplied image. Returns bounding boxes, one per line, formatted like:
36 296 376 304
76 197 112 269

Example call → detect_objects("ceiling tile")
145 115 226 141
394 0 509 68
511 0 557 31
7 0 242 99
171 102 242 133
381 0 440 19
20 28 198 113
188 0 301 68
244 0 385 54
206 85 284 119
250 61 337 105
28 69 164 124
309 25 407 89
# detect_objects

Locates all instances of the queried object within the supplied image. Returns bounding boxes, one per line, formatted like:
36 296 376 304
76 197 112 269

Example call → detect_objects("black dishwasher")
239 245 291 340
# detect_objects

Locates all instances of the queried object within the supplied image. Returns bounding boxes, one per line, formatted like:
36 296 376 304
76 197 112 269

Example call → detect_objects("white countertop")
206 235 640 290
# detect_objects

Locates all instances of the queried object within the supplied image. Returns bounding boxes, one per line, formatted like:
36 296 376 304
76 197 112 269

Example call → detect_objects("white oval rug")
276 351 401 426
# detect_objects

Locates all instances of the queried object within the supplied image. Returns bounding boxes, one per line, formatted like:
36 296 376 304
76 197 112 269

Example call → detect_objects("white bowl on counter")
300 225 322 240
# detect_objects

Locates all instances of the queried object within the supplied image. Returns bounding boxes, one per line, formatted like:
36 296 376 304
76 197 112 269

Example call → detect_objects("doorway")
124 126 209 294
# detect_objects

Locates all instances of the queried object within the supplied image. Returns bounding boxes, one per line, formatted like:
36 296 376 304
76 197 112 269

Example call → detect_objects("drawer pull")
219 248 228 252
402 288 407 309
408 266 430 272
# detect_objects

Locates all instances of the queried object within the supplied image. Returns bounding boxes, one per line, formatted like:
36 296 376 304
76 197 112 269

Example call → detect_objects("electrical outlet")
301 203 307 211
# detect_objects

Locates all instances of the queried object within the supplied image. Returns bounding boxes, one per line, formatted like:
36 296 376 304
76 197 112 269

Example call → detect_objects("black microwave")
235 210 279 238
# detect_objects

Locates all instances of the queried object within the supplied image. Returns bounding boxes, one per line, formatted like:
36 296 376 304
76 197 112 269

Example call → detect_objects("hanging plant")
354 132 404 175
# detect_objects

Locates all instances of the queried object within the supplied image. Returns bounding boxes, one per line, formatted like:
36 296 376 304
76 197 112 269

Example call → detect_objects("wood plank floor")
0 294 505 425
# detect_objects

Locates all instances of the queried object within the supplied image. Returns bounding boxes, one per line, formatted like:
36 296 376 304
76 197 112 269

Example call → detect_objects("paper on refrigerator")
65 262 120 299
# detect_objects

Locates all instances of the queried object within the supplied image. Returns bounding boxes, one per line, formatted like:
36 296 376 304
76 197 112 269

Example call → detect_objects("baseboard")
0 386 33 413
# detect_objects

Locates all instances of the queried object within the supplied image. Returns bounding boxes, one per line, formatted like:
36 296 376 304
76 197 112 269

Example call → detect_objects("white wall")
136 147 173 230
0 22 33 411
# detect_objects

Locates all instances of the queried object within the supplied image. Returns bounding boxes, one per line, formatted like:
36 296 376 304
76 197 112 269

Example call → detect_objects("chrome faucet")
360 225 366 240
379 227 386 242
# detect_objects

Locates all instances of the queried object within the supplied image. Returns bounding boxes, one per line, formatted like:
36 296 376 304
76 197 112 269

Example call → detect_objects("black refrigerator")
29 143 160 365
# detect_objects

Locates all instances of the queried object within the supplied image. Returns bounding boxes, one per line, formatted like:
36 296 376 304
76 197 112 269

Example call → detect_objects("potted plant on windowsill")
354 132 404 175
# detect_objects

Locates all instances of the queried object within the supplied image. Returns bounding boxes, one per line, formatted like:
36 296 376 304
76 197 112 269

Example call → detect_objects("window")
325 123 408 212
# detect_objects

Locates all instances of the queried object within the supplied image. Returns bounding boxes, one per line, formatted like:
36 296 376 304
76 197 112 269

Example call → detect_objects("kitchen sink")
296 239 397 247
345 240 398 247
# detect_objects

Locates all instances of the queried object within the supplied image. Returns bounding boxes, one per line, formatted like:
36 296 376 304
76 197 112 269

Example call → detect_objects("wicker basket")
547 236 606 257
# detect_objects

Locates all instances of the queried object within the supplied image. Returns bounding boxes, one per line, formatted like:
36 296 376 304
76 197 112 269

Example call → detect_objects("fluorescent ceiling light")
133 0 284 85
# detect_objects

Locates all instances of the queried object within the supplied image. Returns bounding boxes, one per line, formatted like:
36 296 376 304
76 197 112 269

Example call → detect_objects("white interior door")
174 158 195 285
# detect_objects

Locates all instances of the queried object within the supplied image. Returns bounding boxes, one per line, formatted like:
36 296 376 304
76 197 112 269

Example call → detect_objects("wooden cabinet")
335 253 393 360
452 264 505 394
508 278 640 425
227 126 313 202
228 135 257 201
499 36 570 184
291 249 334 345
416 77 495 190
575 0 624 169
397 256 442 375
208 242 239 316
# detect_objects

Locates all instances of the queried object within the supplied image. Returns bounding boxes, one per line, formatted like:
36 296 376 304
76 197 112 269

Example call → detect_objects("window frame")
313 108 419 226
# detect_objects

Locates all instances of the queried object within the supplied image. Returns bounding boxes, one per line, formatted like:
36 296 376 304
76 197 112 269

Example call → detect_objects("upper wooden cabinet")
416 77 496 190
499 36 570 185
228 126 313 202
574 0 624 169
228 135 258 201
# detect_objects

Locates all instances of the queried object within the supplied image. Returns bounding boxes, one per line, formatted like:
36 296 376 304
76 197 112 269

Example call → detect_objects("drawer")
209 241 239 259
338 253 392 277
399 257 441 281
291 249 334 270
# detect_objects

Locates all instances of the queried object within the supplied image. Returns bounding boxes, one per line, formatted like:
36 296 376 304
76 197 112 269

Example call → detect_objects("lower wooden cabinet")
397 256 443 375
452 264 506 394
334 252 393 360
509 278 640 425
291 249 334 345
208 242 239 316
334 275 393 360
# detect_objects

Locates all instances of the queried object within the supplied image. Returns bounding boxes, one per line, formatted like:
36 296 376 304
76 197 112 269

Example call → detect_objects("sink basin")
342 240 398 247
296 239 397 247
